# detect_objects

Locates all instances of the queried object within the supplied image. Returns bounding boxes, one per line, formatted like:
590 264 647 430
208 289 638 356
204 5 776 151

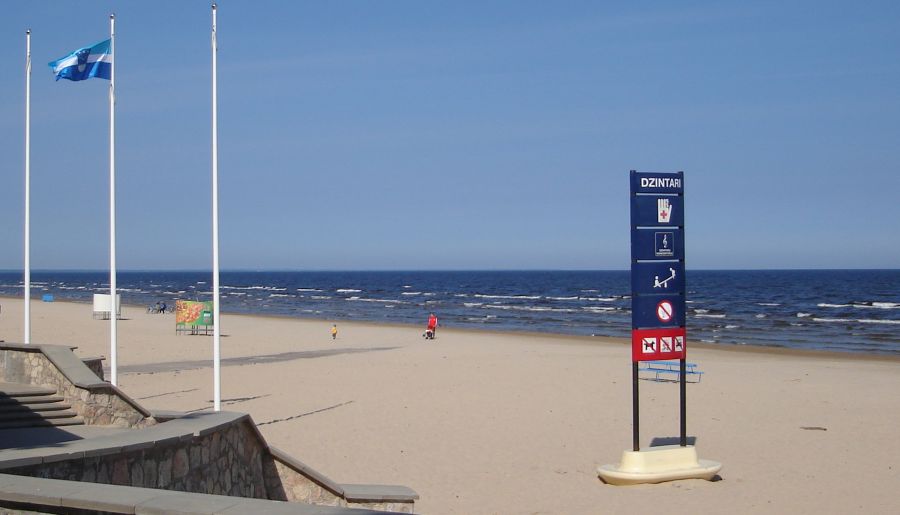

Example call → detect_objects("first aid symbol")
658 198 672 223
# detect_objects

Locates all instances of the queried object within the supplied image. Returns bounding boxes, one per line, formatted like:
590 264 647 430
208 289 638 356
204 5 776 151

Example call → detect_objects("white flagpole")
24 30 32 345
109 14 118 386
211 3 221 411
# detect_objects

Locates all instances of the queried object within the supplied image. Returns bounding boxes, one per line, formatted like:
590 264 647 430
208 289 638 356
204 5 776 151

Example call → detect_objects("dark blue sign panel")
631 228 684 261
630 170 686 347
632 295 686 328
631 195 683 227
631 261 685 295
630 171 684 194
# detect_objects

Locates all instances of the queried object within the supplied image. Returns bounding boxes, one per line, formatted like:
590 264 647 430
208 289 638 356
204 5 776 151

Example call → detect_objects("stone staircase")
0 382 83 429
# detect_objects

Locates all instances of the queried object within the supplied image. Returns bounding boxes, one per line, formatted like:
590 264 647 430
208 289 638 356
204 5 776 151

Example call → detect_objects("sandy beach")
1 296 899 514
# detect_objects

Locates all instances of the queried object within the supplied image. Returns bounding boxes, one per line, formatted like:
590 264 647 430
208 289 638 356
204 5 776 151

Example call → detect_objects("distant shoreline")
3 294 897 363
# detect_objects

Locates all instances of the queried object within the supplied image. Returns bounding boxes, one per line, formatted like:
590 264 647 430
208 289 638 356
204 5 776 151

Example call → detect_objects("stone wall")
6 419 267 498
0 348 151 428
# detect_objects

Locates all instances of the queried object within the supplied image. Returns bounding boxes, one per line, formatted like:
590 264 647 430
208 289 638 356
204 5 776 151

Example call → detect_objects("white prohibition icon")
660 336 673 352
656 300 674 323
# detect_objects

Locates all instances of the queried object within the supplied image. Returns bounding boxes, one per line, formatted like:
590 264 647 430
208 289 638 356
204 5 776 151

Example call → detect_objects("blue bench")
639 360 703 383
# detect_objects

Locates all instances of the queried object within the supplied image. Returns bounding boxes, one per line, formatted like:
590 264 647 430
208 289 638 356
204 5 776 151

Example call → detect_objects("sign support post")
598 170 721 485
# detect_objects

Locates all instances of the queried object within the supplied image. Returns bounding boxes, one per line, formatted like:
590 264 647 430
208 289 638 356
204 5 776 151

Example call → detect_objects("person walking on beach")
427 313 438 339
331 324 338 340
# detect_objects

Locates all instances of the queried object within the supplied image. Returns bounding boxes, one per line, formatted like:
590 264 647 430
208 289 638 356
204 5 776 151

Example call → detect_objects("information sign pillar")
597 170 721 485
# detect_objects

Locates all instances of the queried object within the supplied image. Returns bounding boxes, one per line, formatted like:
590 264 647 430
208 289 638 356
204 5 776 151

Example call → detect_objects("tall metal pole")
632 362 640 451
109 14 118 386
24 30 32 344
680 358 687 446
211 3 221 411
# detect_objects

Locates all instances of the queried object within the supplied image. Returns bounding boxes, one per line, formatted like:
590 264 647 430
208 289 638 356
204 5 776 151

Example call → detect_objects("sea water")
0 270 897 355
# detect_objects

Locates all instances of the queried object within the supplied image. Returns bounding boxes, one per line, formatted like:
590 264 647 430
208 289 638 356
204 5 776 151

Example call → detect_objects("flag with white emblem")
48 39 112 81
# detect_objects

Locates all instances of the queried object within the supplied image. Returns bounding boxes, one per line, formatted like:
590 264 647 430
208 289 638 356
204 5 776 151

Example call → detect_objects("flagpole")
211 3 221 411
109 14 118 386
24 29 32 345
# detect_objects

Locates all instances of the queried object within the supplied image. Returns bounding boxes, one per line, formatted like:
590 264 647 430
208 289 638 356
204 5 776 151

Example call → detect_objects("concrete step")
0 402 72 414
0 381 83 430
0 382 57 397
0 416 84 430
0 394 66 406
0 409 79 422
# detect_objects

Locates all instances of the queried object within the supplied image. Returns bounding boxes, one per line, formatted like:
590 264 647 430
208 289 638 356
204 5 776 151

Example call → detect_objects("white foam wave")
755 314 767 318
336 289 362 293
464 302 484 307
757 302 781 306
269 294 291 298
796 313 812 318
694 309 710 314
818 303 851 308
581 306 617 312
346 297 403 304
296 288 322 292
311 295 331 300
857 319 900 325
401 292 422 296
853 302 900 309
546 296 579 301
695 314 726 319
482 304 575 313
725 324 740 329
580 297 617 302
474 294 541 300
812 318 847 323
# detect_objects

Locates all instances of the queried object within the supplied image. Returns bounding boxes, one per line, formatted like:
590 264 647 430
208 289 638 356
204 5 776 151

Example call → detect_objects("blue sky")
1 1 898 270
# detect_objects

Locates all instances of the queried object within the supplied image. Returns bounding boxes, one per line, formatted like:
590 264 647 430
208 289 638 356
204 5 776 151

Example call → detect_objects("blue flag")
48 39 112 81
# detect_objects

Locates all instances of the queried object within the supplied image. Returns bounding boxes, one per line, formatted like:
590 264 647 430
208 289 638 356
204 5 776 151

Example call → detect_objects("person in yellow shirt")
331 324 338 340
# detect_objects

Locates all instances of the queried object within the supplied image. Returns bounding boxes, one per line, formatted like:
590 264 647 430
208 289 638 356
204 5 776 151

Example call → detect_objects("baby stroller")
423 327 435 340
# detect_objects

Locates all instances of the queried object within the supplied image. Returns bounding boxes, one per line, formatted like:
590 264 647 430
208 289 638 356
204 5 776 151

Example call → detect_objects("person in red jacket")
426 313 438 339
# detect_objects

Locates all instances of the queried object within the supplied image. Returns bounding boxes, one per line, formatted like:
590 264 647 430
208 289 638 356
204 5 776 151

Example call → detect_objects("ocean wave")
694 309 710 314
296 288 322 292
336 289 362 293
482 304 575 313
474 294 541 300
546 296 579 301
796 313 812 318
854 302 900 309
581 306 617 312
463 302 484 307
755 314 767 318
401 292 422 296
857 319 900 325
346 297 403 304
695 314 726 319
757 302 781 306
725 324 740 329
580 297 617 302
818 303 851 308
269 294 291 298
812 318 847 323
310 295 331 300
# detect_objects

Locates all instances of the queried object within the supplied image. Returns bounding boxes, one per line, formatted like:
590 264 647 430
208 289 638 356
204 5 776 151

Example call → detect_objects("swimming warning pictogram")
656 300 674 323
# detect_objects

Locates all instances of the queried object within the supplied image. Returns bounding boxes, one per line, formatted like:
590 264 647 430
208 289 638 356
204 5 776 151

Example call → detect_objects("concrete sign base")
597 445 721 486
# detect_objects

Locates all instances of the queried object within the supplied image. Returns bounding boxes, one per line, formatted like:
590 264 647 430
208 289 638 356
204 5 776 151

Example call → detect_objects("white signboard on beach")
92 293 121 319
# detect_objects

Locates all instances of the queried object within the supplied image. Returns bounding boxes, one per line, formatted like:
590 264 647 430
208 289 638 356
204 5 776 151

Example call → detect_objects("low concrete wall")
0 343 152 428
0 344 417 513
0 473 388 514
